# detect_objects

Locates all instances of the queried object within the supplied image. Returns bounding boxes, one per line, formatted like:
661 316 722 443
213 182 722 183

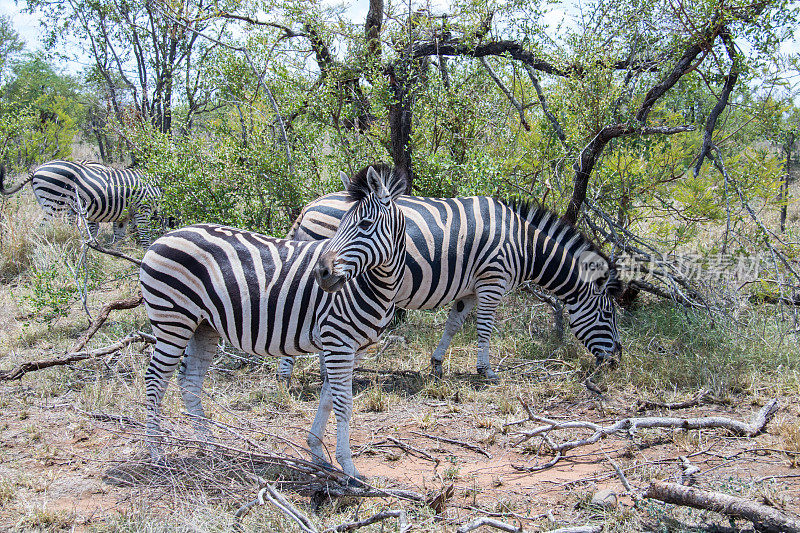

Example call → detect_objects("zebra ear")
339 171 350 190
366 166 390 201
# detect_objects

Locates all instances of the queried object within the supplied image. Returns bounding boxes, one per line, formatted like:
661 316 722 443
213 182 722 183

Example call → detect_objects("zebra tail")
0 166 33 196
286 211 304 239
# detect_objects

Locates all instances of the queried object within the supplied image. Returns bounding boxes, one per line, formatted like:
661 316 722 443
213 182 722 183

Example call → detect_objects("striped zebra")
0 160 162 246
139 165 408 479
279 164 623 381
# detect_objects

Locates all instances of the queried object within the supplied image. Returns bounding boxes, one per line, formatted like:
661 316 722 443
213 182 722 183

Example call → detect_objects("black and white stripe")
1 160 162 246
280 164 622 381
139 166 408 479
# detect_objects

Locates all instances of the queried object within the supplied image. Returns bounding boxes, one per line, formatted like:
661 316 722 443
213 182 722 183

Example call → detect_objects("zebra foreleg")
177 323 220 447
308 351 360 481
277 353 330 384
430 295 476 378
307 374 334 470
474 290 503 381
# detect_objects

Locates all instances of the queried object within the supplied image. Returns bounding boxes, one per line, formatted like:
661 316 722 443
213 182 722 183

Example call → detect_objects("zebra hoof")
312 457 335 471
347 476 367 488
478 368 500 382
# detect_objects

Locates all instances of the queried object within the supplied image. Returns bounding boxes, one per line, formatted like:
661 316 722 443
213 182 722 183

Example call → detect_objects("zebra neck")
518 220 591 301
363 250 405 300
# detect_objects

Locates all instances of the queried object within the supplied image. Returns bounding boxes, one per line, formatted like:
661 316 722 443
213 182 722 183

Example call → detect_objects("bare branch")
512 400 779 469
635 389 713 412
479 58 530 131
564 124 696 224
0 332 155 381
411 431 491 458
72 294 144 352
523 65 567 148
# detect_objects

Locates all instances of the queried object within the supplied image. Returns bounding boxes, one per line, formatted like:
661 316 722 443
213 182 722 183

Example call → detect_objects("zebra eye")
358 219 374 230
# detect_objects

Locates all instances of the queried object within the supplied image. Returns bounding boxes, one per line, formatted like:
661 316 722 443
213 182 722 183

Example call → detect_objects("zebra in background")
279 163 623 382
139 165 408 479
0 160 163 246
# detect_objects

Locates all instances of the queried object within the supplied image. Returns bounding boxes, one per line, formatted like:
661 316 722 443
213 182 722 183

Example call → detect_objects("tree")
0 15 24 86
27 0 228 136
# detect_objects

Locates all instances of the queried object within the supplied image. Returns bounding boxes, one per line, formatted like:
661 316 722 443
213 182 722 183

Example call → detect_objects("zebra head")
314 165 408 293
565 252 623 367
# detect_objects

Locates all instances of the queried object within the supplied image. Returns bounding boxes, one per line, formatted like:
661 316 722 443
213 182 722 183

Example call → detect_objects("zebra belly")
140 225 329 358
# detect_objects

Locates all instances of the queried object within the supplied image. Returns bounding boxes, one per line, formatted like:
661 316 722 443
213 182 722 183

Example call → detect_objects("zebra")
278 163 623 382
139 165 408 479
0 160 162 246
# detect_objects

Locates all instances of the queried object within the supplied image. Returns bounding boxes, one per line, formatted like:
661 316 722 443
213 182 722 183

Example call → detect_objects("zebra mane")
346 163 409 202
502 198 623 294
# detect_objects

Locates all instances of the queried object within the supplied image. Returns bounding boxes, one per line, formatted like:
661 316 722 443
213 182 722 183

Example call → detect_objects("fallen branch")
644 481 800 533
635 389 712 412
0 332 155 381
72 294 144 352
512 400 778 469
411 431 492 458
456 517 522 533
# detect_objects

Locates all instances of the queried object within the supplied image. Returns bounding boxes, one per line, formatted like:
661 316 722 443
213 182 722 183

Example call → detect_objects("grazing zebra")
139 165 408 479
279 163 623 381
0 160 162 246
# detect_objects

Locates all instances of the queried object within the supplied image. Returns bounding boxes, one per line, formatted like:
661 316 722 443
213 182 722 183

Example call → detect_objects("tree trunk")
388 63 414 193
781 133 794 233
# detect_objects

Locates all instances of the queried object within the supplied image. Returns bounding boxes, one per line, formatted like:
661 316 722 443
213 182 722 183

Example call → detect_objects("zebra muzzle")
315 251 346 293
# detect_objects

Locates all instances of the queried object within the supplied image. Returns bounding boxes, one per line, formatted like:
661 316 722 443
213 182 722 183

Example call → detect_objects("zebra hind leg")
112 219 127 246
430 296 476 378
276 356 295 383
177 322 220 448
87 221 99 240
145 333 194 463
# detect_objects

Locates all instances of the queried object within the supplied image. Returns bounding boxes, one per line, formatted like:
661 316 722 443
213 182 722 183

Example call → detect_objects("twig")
479 58 530 131
679 455 700 486
72 294 144 352
236 484 318 533
384 436 439 463
644 481 800 533
610 460 642 502
410 431 492 458
635 389 712 412
0 332 155 381
322 509 410 533
546 527 602 533
87 241 143 266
